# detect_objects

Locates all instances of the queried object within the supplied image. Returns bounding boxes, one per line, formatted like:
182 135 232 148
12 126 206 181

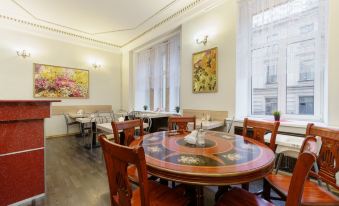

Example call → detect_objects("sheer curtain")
150 43 167 111
168 35 180 112
135 50 151 111
134 34 181 112
236 0 327 119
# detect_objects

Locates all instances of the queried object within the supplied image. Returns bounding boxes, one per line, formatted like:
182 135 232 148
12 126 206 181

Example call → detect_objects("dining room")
0 0 339 206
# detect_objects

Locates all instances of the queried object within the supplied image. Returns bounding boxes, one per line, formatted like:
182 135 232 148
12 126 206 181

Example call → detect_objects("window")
237 0 327 121
266 64 277 84
134 34 180 112
299 59 314 81
299 96 314 115
265 97 278 115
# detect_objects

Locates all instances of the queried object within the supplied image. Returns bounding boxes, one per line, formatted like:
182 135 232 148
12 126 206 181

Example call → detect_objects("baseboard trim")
46 132 80 138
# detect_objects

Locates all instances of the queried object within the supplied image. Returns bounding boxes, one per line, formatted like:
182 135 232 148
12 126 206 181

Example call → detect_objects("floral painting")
34 64 89 98
192 47 217 93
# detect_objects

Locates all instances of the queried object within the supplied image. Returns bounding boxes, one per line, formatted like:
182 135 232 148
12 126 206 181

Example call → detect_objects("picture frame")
33 63 89 99
192 47 218 93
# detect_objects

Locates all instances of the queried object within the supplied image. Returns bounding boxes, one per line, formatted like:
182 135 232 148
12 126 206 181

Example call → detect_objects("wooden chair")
112 119 144 146
168 116 196 133
216 151 317 206
240 118 280 190
263 123 339 205
111 119 144 184
98 135 190 206
243 118 280 152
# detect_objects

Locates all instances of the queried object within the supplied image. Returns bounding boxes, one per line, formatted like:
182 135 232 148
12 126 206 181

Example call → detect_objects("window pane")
251 47 278 115
286 40 315 115
299 96 314 115
265 97 277 115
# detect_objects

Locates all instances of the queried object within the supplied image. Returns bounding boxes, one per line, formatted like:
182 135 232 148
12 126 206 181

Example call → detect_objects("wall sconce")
16 50 31 58
196 35 208 45
92 63 102 70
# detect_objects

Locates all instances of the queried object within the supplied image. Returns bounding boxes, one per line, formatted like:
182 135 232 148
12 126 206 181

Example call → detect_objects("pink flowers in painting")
34 64 89 98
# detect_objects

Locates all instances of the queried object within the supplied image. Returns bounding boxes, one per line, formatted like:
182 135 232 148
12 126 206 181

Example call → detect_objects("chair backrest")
112 119 144 146
63 113 72 125
168 116 196 133
98 135 150 206
286 151 317 206
142 117 152 133
306 123 339 189
98 111 115 122
242 118 280 152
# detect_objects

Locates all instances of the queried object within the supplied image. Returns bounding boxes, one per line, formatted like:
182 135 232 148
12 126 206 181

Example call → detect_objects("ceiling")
0 0 224 49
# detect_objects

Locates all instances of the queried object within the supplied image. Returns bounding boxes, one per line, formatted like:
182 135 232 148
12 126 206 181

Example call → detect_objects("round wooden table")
133 131 275 205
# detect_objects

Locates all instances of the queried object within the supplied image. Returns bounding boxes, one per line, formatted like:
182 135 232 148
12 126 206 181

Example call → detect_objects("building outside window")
299 59 315 81
299 96 314 115
265 97 278 115
236 0 327 121
266 64 277 84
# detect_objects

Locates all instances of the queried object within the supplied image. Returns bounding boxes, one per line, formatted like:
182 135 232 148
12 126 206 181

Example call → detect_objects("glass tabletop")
140 131 275 177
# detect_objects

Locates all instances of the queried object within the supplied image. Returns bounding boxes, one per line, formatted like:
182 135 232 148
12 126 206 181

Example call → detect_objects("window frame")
246 2 326 122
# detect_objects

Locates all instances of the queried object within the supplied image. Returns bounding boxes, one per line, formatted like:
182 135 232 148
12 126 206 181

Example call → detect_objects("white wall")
181 1 236 115
327 0 339 127
121 1 236 115
0 28 122 137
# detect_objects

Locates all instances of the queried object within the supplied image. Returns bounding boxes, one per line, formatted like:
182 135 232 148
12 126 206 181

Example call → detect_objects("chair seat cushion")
216 187 274 206
265 174 339 206
114 180 190 206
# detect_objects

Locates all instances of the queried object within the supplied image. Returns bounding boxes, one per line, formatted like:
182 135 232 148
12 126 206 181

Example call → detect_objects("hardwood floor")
19 136 286 206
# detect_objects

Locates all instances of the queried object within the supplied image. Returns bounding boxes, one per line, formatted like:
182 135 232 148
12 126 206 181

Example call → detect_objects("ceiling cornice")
11 0 179 35
0 0 205 49
0 13 121 48
121 0 203 47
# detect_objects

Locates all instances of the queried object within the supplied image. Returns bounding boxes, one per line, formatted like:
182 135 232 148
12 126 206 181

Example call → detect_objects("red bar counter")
0 100 59 206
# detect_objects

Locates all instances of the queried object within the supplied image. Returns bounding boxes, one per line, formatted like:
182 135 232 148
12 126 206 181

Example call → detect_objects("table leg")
195 186 204 206
215 186 230 201
84 122 100 149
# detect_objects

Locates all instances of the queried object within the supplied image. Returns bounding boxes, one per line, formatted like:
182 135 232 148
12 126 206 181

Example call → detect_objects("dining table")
130 131 275 206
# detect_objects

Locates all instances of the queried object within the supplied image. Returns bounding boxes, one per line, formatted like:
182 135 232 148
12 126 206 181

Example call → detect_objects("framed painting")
33 63 89 98
192 47 217 93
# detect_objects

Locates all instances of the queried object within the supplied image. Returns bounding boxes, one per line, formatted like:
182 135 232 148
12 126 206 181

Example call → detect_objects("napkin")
118 117 124 122
184 130 198 145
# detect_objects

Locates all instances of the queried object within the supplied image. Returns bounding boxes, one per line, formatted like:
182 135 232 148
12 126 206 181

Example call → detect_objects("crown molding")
0 0 208 49
11 0 178 35
0 13 121 48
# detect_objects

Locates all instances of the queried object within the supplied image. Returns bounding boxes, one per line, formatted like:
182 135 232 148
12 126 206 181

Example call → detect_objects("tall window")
237 0 327 120
134 34 180 112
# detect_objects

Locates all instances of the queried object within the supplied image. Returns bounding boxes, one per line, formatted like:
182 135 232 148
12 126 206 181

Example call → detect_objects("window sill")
231 117 327 129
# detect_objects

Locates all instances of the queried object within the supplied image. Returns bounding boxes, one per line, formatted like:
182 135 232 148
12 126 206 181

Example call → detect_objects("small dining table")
131 131 275 206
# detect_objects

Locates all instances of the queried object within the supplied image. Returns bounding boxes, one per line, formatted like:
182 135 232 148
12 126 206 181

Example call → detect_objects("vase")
274 115 280 121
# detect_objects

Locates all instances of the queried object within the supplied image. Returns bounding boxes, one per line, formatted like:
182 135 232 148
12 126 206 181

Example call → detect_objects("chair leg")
171 181 176 188
275 153 284 174
263 178 271 201
241 183 249 191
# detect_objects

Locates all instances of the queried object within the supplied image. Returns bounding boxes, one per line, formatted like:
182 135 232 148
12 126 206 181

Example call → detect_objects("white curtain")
150 43 167 111
134 34 181 112
135 50 150 111
168 35 181 112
